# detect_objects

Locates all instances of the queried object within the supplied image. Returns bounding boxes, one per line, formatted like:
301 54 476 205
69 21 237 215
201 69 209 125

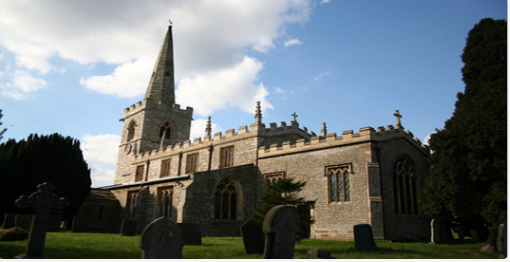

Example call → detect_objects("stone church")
85 25 431 240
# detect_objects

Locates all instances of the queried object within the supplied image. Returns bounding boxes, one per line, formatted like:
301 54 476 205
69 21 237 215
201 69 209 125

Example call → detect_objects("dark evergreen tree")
420 18 506 251
251 177 316 239
0 110 7 142
0 133 91 221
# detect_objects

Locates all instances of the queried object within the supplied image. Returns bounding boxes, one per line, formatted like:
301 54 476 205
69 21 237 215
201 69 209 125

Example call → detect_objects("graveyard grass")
0 229 500 259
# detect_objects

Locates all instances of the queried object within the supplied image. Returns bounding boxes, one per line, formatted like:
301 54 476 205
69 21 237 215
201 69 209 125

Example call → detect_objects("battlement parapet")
259 125 429 157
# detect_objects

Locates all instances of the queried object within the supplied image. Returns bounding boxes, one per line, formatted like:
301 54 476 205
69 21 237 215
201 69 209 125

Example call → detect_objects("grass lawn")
0 229 500 259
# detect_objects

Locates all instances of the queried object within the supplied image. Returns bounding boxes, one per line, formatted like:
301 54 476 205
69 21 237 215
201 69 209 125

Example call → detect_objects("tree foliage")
250 177 316 238
420 18 506 232
0 133 91 221
0 110 7 142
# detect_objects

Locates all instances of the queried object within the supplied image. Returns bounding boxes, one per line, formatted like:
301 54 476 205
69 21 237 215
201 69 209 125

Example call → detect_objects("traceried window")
160 158 171 177
159 122 171 139
263 172 285 192
393 156 419 215
185 153 199 173
219 146 234 168
327 164 351 203
135 165 144 182
157 187 174 218
213 177 238 220
127 120 136 142
126 191 138 218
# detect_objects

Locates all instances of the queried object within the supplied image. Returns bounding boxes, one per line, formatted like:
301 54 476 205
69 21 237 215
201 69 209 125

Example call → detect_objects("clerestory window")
327 164 351 203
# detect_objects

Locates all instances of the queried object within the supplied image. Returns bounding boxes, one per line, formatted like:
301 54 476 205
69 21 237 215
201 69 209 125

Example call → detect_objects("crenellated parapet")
121 99 193 121
259 125 430 158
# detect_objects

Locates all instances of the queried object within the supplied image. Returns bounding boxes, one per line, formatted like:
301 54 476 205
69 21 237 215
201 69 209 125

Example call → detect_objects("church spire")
144 25 175 105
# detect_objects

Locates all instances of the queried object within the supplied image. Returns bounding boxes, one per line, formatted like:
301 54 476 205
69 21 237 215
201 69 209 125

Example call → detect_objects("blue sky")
0 0 506 187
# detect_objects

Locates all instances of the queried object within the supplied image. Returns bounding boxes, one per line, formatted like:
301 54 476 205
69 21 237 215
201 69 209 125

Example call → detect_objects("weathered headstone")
430 219 440 244
2 213 15 229
139 217 184 259
240 220 264 254
470 230 480 242
14 182 69 259
301 248 336 259
120 218 138 236
497 224 507 258
178 223 202 245
14 214 33 231
262 205 301 259
353 224 378 252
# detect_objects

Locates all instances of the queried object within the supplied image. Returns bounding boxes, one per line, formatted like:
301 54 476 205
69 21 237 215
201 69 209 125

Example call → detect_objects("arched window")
158 187 173 218
127 120 136 142
213 177 239 220
159 121 171 139
393 156 419 215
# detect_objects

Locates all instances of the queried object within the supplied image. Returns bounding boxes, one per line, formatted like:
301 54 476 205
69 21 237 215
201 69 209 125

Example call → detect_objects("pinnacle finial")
255 101 262 124
205 116 212 139
393 110 403 129
321 122 327 137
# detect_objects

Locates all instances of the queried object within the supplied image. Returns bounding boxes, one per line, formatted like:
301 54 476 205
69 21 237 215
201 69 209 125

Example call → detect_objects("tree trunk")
480 227 497 252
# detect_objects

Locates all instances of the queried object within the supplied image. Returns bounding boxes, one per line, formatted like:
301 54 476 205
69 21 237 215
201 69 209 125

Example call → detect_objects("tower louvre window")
159 122 171 139
127 121 136 142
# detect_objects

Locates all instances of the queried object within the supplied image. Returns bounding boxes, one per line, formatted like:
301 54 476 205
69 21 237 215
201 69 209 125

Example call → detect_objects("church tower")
114 25 193 185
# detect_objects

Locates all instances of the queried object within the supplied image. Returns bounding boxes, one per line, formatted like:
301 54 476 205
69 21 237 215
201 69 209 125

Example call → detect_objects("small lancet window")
159 122 171 139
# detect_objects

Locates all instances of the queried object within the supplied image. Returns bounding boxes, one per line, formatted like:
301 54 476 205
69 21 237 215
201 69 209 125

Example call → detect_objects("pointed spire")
205 116 212 139
255 101 262 124
145 25 175 105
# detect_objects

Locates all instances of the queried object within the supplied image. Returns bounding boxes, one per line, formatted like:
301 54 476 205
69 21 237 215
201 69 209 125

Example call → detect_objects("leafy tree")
0 110 7 142
251 177 316 238
0 133 91 222
420 18 506 251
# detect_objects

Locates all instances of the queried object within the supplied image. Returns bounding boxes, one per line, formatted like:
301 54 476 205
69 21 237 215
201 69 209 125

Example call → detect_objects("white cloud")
0 0 313 104
190 118 223 140
176 56 273 116
284 38 303 47
423 131 436 146
314 71 331 80
0 70 47 99
320 0 332 5
81 134 120 187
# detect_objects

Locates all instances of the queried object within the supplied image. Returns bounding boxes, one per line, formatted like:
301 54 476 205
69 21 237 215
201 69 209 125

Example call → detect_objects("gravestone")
262 205 301 259
470 230 480 242
240 220 264 254
120 218 138 236
14 214 33 231
178 223 202 245
139 217 184 259
2 213 15 229
430 219 440 244
14 182 69 259
353 224 378 252
301 248 336 259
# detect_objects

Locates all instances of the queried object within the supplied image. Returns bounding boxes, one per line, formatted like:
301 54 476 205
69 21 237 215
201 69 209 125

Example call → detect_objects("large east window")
393 156 419 215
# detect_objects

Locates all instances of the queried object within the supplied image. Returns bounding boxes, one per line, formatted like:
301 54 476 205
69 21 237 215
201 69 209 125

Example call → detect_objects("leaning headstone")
353 224 378 252
240 220 264 254
14 182 69 259
301 248 336 259
120 218 138 236
14 214 33 231
429 219 440 244
262 205 301 259
497 224 507 258
178 223 202 245
2 213 15 229
139 217 184 259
